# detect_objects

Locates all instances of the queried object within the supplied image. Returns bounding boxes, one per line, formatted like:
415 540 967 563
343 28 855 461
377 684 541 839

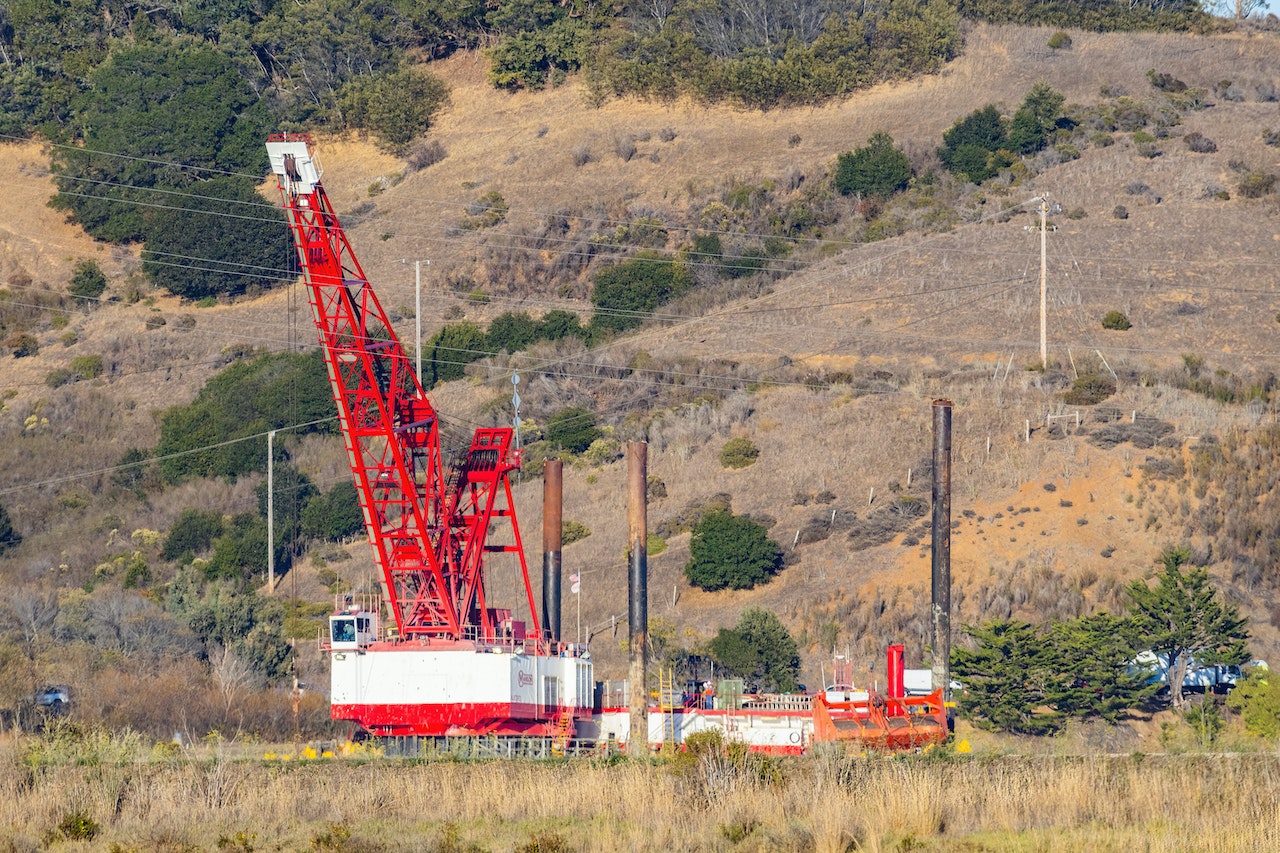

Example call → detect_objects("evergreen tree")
684 511 782 591
1008 82 1066 154
1128 546 1249 709
952 620 1062 735
709 607 801 693
833 131 913 199
0 502 20 554
1046 613 1157 723
938 104 1010 183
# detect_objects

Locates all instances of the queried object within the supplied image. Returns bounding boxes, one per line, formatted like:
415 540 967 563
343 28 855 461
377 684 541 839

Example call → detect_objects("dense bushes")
587 0 961 109
591 253 693 334
955 0 1209 32
545 407 601 454
141 177 291 300
155 351 334 483
685 511 783 591
421 309 586 389
67 260 107 302
336 66 450 154
708 607 801 693
939 84 1066 182
833 132 913 199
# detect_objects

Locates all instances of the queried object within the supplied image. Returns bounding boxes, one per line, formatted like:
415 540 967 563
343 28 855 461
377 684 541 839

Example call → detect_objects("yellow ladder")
552 710 575 756
659 668 677 753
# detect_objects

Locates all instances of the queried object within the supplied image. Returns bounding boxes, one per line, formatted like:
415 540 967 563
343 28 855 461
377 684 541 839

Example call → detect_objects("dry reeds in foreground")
2 738 1278 853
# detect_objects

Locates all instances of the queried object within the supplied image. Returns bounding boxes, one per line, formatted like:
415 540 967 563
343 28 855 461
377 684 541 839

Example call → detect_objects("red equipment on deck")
811 644 949 750
267 134 592 739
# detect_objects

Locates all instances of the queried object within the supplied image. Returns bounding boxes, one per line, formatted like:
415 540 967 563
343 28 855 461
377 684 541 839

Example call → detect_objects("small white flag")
571 582 581 594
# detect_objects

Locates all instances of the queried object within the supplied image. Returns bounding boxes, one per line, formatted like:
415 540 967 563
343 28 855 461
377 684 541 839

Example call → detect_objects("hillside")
1 22 1279 723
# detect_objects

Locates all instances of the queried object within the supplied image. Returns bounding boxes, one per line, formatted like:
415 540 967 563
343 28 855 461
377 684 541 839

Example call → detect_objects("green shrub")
583 437 622 465
1237 170 1277 199
590 252 692 334
56 809 99 841
1047 31 1072 49
163 508 226 561
156 351 333 483
300 481 364 542
708 607 800 693
939 105 1010 183
719 437 760 469
336 66 450 154
1063 373 1117 405
487 311 539 354
545 406 600 454
1226 670 1280 739
70 354 104 379
45 368 74 389
1101 310 1132 331
68 259 107 302
1008 82 1065 155
461 191 508 229
424 321 489 389
561 520 591 546
685 511 782 592
832 132 912 199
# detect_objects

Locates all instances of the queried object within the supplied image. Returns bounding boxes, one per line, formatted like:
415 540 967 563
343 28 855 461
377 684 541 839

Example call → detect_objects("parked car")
34 685 71 712
1131 652 1247 695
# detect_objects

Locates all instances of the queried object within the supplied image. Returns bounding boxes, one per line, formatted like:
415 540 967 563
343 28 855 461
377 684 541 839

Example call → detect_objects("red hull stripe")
333 703 586 737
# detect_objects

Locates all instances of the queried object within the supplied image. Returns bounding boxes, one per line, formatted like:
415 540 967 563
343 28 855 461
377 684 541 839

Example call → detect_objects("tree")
162 509 226 562
684 511 782 591
1046 613 1158 723
952 620 1063 735
1205 0 1268 20
590 252 692 334
708 607 800 693
141 176 291 300
538 309 585 341
205 513 269 586
1007 82 1065 155
545 406 601 454
424 321 488 389
1127 546 1250 709
50 39 271 243
833 132 913 199
938 104 1010 183
0 502 20 554
156 351 333 483
487 311 541 354
301 481 365 542
336 66 450 154
67 259 107 302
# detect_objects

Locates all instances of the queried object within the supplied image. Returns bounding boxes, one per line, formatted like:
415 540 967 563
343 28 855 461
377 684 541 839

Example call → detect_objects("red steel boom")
266 133 539 643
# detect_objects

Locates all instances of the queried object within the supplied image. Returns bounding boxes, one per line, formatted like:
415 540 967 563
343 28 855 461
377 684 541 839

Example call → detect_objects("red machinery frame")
267 133 539 642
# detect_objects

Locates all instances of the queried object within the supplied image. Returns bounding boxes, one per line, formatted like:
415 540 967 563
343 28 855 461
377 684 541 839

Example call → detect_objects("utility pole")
267 429 277 593
1039 195 1048 370
415 259 426 385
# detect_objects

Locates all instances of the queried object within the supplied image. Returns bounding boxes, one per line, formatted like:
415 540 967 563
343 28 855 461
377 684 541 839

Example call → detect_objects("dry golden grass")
2 734 1278 852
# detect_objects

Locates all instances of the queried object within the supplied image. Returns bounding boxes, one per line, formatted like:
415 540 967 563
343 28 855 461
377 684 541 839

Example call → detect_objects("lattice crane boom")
266 134 539 642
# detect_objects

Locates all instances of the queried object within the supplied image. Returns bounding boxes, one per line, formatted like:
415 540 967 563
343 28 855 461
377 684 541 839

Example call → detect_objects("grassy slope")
1 24 1278 693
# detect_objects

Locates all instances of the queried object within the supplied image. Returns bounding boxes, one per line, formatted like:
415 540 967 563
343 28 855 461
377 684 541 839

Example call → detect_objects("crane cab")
330 608 378 651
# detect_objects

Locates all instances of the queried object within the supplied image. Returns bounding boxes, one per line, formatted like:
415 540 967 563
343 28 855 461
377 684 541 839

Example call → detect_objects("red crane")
266 133 540 644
